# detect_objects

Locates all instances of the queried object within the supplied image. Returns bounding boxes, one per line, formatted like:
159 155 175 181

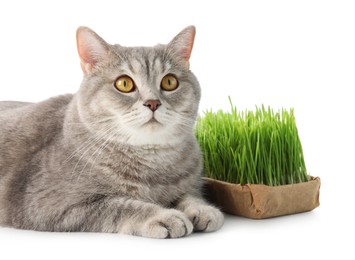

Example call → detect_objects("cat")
0 26 224 238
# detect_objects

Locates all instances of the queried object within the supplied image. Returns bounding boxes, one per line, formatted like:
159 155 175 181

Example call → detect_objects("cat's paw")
141 209 193 239
184 205 224 232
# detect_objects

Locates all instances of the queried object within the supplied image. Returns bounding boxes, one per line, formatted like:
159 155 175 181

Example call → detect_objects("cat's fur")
0 26 224 238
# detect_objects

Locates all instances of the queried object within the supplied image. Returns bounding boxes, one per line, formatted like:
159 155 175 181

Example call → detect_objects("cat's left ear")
166 26 196 69
76 27 109 74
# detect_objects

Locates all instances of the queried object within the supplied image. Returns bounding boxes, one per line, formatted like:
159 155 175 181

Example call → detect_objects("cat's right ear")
166 26 196 70
76 27 109 74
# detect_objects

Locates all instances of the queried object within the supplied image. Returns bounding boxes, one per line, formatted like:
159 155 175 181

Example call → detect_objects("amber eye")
114 76 135 93
161 74 179 91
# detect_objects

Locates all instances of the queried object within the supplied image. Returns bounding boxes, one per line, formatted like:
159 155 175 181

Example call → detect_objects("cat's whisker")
160 112 195 128
88 132 119 178
71 135 114 182
66 116 116 125
122 116 143 125
66 125 117 175
77 131 117 182
64 117 115 159
121 111 141 120
64 125 115 163
70 139 108 177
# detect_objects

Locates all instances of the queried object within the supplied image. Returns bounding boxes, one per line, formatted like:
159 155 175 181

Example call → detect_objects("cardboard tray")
203 176 320 219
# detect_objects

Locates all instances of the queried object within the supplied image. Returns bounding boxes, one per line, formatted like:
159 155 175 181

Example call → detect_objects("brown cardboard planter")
203 176 320 219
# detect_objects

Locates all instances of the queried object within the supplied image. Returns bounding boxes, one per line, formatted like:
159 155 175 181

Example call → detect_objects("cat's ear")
76 27 109 74
166 26 196 69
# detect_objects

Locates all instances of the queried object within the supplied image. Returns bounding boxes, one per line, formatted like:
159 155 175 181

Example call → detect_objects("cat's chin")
122 123 182 147
127 134 179 147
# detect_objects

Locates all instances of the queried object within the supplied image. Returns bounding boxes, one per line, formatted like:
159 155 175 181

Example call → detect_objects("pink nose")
143 99 161 112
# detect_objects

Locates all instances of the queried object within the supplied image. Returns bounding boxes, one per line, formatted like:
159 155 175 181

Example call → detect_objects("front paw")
141 209 193 239
184 205 224 232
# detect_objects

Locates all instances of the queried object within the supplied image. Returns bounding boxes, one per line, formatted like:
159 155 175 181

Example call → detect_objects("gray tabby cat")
0 26 224 238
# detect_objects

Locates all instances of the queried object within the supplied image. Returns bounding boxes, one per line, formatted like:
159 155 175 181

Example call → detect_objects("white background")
0 0 354 259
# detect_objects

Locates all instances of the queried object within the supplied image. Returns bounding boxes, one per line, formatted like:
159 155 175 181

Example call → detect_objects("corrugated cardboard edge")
203 176 320 219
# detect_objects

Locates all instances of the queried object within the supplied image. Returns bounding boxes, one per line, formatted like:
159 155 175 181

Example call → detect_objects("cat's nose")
143 99 161 112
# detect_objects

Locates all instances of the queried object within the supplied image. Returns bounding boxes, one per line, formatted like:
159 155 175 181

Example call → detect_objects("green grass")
195 98 309 186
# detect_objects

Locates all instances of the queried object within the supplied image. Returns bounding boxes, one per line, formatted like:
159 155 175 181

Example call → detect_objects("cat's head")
75 26 201 147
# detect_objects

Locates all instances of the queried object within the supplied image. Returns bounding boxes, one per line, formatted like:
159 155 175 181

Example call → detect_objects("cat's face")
75 26 200 146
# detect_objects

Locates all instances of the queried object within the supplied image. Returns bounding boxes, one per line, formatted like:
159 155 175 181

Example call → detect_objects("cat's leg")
176 195 224 232
52 196 193 239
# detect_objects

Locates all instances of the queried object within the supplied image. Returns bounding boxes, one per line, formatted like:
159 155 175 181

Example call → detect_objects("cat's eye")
161 74 179 91
114 76 135 93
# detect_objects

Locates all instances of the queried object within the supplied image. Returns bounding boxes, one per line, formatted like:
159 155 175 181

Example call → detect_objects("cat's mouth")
143 117 162 126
